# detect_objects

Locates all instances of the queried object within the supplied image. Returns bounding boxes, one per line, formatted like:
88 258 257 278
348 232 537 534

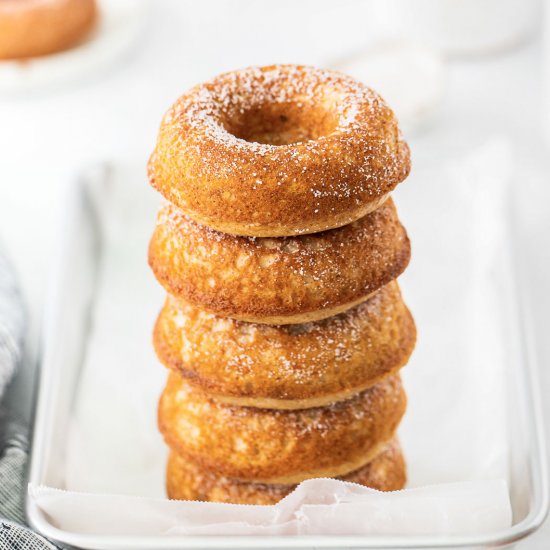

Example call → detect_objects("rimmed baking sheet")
27 138 548 548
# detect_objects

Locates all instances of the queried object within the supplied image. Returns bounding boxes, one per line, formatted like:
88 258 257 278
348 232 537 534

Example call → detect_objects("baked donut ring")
158 373 406 484
148 64 410 237
0 0 97 60
148 198 410 324
154 282 416 410
166 439 406 504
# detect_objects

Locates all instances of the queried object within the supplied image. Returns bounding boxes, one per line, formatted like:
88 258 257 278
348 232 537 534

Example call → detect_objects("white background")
0 0 549 547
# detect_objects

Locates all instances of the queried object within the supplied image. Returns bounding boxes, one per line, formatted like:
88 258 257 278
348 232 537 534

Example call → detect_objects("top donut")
148 65 411 237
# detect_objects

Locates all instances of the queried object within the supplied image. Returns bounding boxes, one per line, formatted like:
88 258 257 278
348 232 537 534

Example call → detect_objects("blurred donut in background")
0 0 97 60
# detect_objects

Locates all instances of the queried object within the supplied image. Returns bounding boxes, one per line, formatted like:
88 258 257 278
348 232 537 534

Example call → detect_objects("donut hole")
225 102 339 145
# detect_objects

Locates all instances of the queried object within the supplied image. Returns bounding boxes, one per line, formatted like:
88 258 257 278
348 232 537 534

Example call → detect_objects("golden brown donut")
166 438 406 504
148 64 410 237
0 0 97 60
154 282 416 410
148 198 410 325
158 373 406 484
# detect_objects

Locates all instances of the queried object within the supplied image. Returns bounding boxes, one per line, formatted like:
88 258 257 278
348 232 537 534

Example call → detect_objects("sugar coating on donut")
166 66 363 145
162 65 403 193
166 438 406 504
149 198 410 321
159 371 406 483
149 65 411 237
154 281 416 408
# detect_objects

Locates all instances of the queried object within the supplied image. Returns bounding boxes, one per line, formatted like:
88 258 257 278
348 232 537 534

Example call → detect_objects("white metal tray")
26 163 548 549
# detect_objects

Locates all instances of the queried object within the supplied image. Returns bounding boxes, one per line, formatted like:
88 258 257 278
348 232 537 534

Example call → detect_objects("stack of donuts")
148 65 415 505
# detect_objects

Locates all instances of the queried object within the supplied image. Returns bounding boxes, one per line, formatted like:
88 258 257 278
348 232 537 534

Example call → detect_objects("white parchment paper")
29 138 515 536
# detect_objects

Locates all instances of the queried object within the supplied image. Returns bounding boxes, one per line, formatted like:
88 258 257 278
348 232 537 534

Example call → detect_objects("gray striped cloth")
0 250 58 549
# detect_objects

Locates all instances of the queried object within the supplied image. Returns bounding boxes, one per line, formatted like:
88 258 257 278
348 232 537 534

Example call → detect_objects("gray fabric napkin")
0 249 58 549
0 252 25 398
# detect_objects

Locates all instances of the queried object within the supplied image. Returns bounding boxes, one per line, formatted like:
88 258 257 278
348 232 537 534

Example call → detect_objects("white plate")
0 0 147 94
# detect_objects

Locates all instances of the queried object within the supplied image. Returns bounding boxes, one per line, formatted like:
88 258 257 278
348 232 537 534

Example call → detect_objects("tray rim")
25 167 549 550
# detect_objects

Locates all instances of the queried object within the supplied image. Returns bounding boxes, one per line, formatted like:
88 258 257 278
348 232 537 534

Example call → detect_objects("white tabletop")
0 1 548 546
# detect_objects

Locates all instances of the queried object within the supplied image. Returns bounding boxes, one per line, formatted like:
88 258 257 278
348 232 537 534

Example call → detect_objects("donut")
0 0 97 60
148 64 410 237
154 281 416 410
148 198 410 325
166 438 406 504
158 372 406 484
